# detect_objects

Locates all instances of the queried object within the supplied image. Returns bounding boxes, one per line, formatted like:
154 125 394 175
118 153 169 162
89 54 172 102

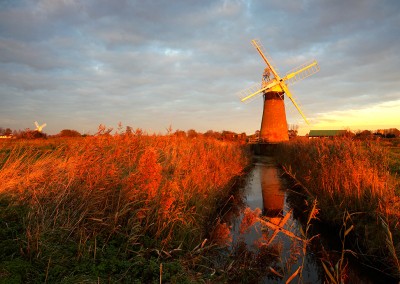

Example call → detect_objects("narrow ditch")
222 155 395 283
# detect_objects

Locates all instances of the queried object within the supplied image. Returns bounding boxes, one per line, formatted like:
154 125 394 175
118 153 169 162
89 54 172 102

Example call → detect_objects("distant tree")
174 130 186 138
391 128 400 137
239 132 247 141
32 131 47 139
58 129 81 137
0 128 12 136
384 128 400 138
4 128 12 136
14 130 24 139
17 130 46 139
187 129 198 139
386 133 396 138
204 130 222 140
203 130 214 138
288 124 298 139
221 130 236 141
341 130 355 138
356 130 373 140
360 130 372 136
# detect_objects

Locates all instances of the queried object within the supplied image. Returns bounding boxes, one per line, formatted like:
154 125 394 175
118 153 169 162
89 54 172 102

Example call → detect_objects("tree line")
0 126 248 141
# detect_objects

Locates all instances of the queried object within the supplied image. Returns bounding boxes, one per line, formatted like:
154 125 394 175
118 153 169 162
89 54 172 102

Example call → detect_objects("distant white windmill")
34 121 47 132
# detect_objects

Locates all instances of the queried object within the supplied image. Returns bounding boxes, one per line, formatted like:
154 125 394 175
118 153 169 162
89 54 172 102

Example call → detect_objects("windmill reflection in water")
260 164 301 245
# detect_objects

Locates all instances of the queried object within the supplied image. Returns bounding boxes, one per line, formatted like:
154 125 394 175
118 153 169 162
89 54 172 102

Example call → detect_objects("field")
2 133 400 283
0 133 250 283
276 137 400 280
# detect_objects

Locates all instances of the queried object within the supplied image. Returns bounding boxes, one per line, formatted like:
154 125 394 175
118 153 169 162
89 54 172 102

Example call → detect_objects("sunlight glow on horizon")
298 99 400 135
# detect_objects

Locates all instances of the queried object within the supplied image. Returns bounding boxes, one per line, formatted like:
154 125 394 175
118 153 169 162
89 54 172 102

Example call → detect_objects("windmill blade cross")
235 38 319 143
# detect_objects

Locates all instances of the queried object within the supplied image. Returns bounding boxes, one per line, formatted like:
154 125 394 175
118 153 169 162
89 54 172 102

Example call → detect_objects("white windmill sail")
34 121 47 132
238 39 320 124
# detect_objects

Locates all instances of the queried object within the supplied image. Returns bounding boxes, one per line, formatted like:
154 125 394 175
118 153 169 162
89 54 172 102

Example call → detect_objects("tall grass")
276 138 400 278
0 133 249 282
276 138 392 217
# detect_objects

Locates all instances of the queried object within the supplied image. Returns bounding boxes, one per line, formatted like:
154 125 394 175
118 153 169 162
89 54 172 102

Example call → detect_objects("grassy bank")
276 138 400 279
0 133 249 283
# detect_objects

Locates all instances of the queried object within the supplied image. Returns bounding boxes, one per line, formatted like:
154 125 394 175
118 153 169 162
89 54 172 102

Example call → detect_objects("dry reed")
276 137 400 279
0 132 249 282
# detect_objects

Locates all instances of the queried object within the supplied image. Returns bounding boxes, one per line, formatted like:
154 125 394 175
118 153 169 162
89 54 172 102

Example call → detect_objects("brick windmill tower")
238 39 319 143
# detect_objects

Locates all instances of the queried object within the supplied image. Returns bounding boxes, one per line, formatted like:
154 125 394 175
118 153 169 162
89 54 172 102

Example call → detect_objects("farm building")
308 130 349 138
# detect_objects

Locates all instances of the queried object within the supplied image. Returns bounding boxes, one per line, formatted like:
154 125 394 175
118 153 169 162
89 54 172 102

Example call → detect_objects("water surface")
227 155 396 283
229 156 321 283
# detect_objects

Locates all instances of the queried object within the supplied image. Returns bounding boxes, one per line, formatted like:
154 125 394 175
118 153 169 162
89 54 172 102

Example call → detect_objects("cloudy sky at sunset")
1 0 399 135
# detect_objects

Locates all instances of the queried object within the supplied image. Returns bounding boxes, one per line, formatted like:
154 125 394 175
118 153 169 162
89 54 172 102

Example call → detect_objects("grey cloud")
0 39 67 70
0 0 399 134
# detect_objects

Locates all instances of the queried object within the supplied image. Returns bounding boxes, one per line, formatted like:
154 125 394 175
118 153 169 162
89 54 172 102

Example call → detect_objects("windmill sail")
34 121 47 132
251 39 280 79
284 60 320 86
239 81 279 103
279 84 309 124
237 38 318 142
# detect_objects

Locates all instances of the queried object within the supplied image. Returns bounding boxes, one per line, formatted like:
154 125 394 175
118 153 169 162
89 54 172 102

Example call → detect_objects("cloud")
0 0 399 135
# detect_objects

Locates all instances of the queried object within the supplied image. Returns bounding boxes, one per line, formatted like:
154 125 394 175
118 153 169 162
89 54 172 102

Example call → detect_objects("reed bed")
276 138 400 279
0 133 249 283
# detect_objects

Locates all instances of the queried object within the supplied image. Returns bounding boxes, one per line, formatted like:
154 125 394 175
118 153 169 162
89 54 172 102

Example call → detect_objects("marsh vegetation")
1 132 400 283
0 132 249 283
276 137 400 282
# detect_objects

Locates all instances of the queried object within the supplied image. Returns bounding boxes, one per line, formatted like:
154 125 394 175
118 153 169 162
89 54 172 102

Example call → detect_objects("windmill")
238 39 319 143
34 121 47 132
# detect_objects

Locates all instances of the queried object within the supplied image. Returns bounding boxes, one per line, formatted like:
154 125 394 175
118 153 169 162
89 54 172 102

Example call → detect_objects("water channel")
225 155 396 283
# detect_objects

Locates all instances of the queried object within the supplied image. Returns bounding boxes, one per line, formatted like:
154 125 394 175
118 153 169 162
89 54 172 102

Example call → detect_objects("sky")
1 0 399 136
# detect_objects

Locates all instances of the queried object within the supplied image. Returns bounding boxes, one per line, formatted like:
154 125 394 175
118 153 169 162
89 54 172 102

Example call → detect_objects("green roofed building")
308 130 348 138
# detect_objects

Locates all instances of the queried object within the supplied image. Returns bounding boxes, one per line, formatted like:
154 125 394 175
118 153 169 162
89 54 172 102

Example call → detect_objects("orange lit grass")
276 138 392 215
0 132 249 256
276 137 400 277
